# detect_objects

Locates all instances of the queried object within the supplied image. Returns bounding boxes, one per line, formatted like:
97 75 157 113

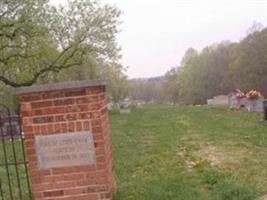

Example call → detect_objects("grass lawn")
110 105 267 200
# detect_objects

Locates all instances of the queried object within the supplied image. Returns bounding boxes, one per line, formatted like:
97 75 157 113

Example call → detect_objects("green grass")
110 105 267 200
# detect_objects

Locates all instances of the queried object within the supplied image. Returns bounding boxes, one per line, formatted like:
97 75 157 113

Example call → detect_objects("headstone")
207 95 228 107
107 102 114 111
0 115 20 139
228 95 248 110
119 108 131 114
247 97 264 112
207 99 214 106
257 194 267 200
213 95 228 106
228 95 238 109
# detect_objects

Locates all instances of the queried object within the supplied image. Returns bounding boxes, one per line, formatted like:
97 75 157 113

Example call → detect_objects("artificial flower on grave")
246 90 262 100
235 89 246 99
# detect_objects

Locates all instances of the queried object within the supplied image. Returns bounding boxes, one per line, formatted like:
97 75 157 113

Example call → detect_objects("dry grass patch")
195 142 267 192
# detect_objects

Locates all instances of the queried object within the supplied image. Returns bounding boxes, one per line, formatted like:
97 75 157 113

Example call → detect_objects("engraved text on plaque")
35 131 96 169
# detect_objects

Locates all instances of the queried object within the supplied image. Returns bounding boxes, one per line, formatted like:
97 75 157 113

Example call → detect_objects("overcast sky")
51 0 267 78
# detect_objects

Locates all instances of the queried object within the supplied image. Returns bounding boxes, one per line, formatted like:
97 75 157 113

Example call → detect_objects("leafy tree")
0 0 121 87
228 28 267 95
163 67 181 104
174 27 267 105
130 77 164 103
103 64 129 103
181 48 198 67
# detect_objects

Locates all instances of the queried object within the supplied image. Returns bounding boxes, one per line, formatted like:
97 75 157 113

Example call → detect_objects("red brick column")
15 80 116 200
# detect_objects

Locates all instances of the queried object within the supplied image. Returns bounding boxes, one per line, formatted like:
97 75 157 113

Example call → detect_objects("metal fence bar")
0 179 4 200
0 124 13 200
17 116 32 199
0 104 32 200
7 113 23 200
0 161 28 167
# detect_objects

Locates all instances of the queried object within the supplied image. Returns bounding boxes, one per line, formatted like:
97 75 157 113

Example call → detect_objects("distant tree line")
130 77 164 103
130 26 267 105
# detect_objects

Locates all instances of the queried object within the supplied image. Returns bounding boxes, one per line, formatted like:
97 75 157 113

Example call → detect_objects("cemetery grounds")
0 105 266 199
111 105 267 200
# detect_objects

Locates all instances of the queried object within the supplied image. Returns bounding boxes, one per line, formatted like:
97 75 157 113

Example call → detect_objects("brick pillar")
15 80 116 200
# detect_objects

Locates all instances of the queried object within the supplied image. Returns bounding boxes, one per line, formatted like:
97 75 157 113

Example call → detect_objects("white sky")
51 0 267 78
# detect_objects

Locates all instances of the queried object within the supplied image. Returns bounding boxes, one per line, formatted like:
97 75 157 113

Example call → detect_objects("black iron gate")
0 104 32 200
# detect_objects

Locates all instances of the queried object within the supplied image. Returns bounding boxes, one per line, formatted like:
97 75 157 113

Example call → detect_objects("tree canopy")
170 27 267 104
0 0 121 87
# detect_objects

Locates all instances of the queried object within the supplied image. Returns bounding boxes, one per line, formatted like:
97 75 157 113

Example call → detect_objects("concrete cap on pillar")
14 79 107 95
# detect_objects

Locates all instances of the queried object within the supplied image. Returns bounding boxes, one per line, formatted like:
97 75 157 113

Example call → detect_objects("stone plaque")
35 131 96 169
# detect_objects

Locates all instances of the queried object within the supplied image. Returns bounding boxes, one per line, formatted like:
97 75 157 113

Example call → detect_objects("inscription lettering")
35 131 96 169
